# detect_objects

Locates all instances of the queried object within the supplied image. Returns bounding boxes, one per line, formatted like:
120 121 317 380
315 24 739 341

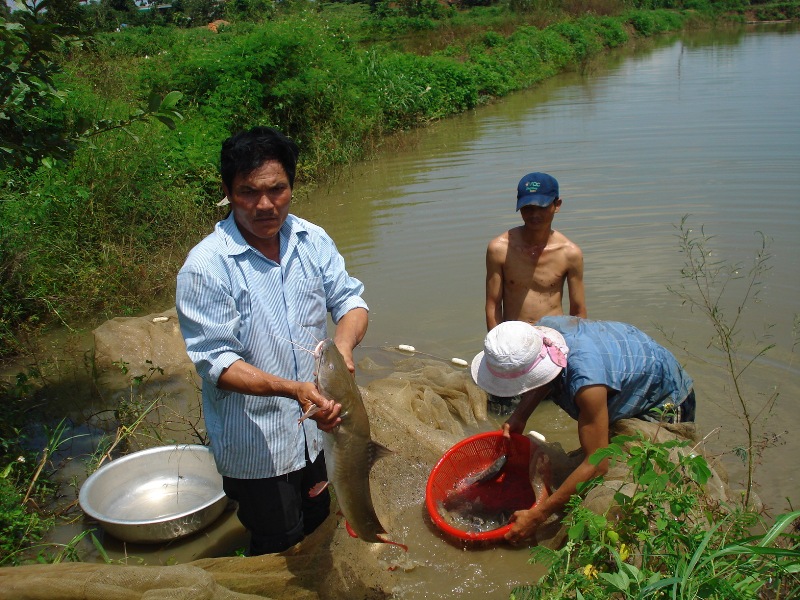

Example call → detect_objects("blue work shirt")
176 213 368 479
537 316 694 423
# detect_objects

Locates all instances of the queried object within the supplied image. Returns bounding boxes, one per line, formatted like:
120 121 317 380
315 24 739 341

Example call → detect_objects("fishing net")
0 562 266 600
359 356 490 465
5 321 732 598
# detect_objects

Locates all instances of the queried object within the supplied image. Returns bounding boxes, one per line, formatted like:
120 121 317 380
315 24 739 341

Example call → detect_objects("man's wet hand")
312 402 342 432
504 506 546 544
296 382 331 413
296 383 342 430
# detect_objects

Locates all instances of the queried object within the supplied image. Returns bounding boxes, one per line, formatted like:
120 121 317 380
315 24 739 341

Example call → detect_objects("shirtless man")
485 172 587 332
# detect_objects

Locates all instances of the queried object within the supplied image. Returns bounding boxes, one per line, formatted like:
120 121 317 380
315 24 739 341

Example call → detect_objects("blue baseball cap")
516 172 559 210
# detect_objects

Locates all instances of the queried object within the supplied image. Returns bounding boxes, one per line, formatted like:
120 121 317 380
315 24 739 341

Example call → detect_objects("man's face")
224 160 292 248
519 198 561 228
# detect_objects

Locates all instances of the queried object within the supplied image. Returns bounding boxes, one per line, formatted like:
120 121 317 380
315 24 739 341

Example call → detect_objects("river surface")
11 22 800 599
295 22 800 597
299 21 800 497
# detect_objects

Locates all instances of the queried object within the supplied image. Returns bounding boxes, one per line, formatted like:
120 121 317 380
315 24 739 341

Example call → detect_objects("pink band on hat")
486 337 567 380
543 337 568 368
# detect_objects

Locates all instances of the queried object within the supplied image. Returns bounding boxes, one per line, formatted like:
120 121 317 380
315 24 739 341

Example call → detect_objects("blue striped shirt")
176 213 368 479
538 316 694 423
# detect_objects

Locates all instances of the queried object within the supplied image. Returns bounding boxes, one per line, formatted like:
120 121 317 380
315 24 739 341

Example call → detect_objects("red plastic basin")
425 431 540 542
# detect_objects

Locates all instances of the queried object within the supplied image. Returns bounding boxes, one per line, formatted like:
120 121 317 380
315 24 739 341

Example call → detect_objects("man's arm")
504 384 610 543
485 239 505 331
217 360 341 431
501 385 551 436
333 307 369 373
566 244 587 318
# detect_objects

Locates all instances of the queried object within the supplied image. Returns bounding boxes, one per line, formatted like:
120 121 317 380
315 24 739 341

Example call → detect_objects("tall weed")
663 218 782 507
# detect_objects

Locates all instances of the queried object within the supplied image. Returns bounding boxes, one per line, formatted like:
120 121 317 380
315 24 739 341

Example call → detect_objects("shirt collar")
218 212 309 259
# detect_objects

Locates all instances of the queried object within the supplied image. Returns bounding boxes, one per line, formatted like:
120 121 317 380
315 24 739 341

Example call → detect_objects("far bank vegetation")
5 0 790 351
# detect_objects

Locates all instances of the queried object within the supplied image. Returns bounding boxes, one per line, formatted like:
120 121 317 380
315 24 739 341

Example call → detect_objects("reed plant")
663 217 781 508
0 410 83 565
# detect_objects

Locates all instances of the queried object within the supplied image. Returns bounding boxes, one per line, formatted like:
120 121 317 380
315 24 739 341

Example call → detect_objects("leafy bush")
512 435 800 600
625 9 660 33
0 371 55 565
626 8 686 34
1 6 77 168
225 0 277 22
551 20 604 58
0 477 52 565
586 15 629 47
372 52 478 128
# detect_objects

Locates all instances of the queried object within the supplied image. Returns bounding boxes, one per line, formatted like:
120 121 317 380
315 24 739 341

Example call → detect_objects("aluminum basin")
79 444 227 544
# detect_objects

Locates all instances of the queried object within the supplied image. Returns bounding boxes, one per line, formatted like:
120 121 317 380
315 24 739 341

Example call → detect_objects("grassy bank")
0 2 727 356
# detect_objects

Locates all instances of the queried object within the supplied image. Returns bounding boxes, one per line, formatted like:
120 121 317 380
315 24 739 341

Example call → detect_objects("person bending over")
471 316 695 543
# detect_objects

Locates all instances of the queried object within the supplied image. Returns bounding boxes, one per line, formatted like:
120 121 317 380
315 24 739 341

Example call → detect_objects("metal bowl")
79 444 227 544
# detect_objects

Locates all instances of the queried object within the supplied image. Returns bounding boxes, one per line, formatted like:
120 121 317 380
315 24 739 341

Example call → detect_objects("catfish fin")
344 522 407 551
298 404 322 424
367 440 393 468
344 520 359 539
377 536 408 552
308 480 330 498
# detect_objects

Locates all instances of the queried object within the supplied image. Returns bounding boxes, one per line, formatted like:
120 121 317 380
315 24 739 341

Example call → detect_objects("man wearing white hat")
471 316 695 543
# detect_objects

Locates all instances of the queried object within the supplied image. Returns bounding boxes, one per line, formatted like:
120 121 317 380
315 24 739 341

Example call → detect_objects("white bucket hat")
471 321 569 398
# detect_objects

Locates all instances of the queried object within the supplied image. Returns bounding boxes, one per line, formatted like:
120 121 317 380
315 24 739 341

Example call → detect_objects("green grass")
0 3 708 353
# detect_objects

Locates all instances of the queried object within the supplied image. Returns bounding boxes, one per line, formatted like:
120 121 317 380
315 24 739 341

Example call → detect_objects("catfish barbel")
304 339 406 550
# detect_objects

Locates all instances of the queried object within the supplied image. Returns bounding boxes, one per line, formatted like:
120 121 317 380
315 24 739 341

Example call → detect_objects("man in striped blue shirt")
176 126 369 555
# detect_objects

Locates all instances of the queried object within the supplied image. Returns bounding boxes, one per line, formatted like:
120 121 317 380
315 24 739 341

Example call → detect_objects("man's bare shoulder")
488 229 513 247
487 230 515 258
551 230 584 256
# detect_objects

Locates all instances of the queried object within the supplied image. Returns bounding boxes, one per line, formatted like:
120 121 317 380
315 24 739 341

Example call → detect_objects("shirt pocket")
292 276 327 340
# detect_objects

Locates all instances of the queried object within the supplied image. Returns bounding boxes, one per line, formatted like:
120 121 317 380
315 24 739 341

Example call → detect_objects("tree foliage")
0 2 79 167
0 1 183 170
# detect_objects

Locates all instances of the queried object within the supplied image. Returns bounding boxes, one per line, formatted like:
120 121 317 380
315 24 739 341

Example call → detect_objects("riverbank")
0 4 750 353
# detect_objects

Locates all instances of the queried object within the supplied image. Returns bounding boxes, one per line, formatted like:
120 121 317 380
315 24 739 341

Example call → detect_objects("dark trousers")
222 450 330 555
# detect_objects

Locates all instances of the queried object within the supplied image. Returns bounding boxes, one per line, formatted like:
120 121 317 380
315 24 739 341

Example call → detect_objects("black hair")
220 126 300 192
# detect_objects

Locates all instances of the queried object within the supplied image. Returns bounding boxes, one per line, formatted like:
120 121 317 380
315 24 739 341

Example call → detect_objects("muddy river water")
9 22 800 599
299 22 800 506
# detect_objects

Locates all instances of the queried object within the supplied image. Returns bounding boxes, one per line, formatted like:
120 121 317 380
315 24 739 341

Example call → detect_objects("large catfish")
308 339 406 550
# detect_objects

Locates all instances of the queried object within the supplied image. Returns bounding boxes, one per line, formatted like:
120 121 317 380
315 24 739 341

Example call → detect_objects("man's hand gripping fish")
302 339 407 551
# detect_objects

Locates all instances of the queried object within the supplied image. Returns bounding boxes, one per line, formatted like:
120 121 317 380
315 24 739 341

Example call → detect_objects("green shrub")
512 435 800 600
225 0 277 22
481 30 506 47
587 15 629 46
372 52 478 128
0 477 51 565
626 9 659 33
551 20 604 58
